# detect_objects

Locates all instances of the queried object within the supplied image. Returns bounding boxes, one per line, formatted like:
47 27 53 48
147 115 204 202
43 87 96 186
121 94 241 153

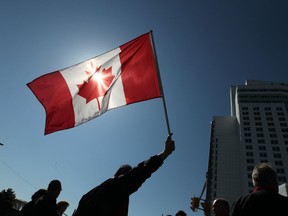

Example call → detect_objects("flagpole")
149 30 172 136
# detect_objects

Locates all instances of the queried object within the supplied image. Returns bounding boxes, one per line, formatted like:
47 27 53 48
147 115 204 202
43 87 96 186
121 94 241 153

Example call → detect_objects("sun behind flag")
27 32 162 135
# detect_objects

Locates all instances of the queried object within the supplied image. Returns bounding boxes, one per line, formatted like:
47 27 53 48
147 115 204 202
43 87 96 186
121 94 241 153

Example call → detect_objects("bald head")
212 198 230 216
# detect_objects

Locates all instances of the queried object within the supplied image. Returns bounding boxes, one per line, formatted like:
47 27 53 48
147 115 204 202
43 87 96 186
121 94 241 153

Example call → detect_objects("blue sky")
0 1 287 216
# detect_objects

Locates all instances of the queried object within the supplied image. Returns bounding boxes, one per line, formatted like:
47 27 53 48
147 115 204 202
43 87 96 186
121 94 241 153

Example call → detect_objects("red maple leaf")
77 62 114 109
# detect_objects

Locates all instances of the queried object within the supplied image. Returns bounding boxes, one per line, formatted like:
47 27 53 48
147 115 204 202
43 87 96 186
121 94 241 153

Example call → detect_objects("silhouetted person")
0 195 10 215
73 134 175 216
211 198 230 216
231 162 288 216
57 200 69 216
34 179 62 216
19 189 47 216
175 210 187 216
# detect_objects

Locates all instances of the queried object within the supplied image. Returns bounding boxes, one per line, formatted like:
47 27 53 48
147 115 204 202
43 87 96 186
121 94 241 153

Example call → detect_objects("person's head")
175 210 187 216
212 198 230 216
57 200 69 215
114 164 132 177
31 189 47 201
48 179 62 198
252 163 278 192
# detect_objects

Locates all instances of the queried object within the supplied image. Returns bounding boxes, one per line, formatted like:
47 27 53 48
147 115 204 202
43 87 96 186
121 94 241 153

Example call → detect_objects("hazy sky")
0 1 287 216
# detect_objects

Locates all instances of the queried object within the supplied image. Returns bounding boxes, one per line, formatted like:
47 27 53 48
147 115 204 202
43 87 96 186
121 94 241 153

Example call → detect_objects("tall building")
205 80 288 208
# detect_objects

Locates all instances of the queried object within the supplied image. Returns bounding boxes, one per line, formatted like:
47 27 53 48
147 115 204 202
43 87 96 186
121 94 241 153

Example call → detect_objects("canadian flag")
27 32 162 135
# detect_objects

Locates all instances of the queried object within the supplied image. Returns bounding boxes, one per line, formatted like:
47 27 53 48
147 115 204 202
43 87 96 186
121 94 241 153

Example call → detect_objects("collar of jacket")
253 186 277 193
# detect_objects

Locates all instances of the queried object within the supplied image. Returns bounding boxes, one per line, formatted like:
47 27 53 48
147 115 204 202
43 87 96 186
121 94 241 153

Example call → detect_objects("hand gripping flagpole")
149 30 172 136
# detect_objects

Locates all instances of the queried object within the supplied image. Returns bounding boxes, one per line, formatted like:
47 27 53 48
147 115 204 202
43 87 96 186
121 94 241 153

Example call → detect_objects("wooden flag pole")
149 30 172 135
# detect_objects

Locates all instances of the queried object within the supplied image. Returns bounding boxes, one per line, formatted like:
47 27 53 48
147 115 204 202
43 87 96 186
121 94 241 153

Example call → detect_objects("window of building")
276 168 285 174
257 133 264 137
254 112 260 115
271 140 279 145
255 117 261 121
265 112 272 116
270 134 277 138
245 145 253 150
245 139 252 143
259 152 267 157
264 107 271 111
259 146 266 151
279 117 286 121
272 146 280 151
247 158 254 164
266 117 273 121
268 128 276 132
256 122 262 126
274 153 282 159
257 139 265 144
253 107 259 110
247 165 254 171
246 152 254 156
268 122 275 126
245 133 251 137
275 161 283 166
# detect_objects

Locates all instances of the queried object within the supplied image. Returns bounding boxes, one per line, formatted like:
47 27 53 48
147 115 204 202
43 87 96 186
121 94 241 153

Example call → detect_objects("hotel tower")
205 80 288 208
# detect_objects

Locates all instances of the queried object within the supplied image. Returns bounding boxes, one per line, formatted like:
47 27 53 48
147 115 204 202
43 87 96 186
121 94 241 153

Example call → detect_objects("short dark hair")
57 200 69 208
114 164 132 177
48 179 62 191
31 189 46 201
175 210 187 216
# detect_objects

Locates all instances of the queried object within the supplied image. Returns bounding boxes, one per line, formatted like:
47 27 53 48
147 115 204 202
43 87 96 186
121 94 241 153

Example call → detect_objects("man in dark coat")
34 179 62 216
19 189 46 216
231 162 288 216
73 134 175 216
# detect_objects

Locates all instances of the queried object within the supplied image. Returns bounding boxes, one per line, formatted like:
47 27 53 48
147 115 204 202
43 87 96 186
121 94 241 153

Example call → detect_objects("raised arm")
158 133 175 161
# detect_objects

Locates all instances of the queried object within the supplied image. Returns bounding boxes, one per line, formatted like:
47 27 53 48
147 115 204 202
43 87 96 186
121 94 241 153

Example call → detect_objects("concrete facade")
206 80 288 208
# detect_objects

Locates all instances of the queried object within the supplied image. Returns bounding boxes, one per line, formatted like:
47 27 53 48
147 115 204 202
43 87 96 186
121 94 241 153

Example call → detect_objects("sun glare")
92 72 104 85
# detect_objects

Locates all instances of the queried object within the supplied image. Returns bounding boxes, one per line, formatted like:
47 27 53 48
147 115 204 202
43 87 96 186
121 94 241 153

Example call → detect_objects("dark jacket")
19 201 36 216
74 155 163 216
231 188 288 216
33 192 58 216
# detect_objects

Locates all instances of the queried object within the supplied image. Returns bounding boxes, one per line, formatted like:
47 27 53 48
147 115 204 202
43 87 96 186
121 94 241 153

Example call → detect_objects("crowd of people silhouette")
2 136 288 216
